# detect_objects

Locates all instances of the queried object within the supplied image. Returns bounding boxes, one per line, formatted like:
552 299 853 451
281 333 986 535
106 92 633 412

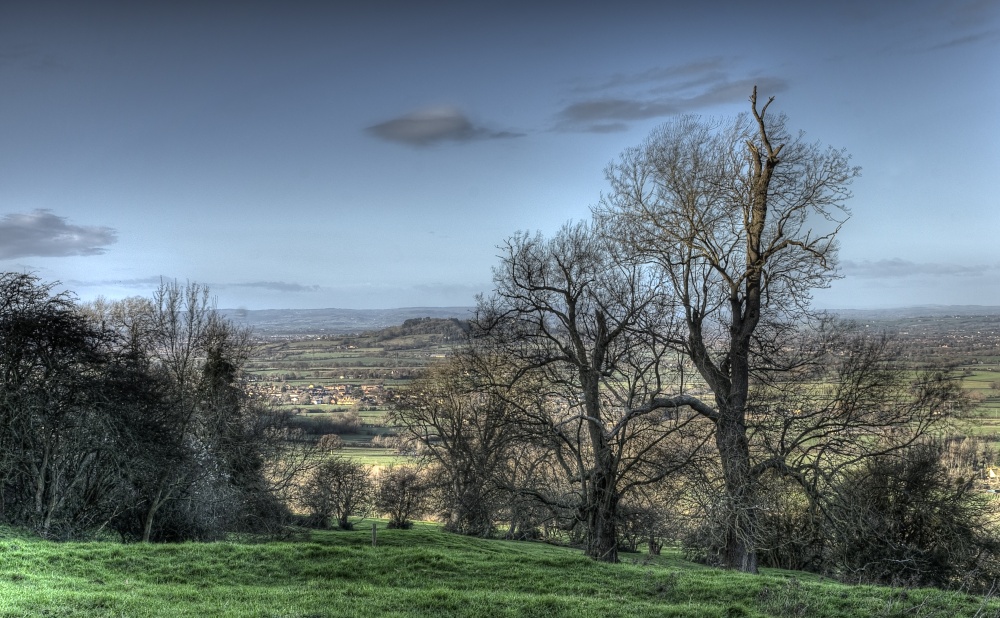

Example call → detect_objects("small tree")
391 353 525 537
300 457 372 530
374 466 427 529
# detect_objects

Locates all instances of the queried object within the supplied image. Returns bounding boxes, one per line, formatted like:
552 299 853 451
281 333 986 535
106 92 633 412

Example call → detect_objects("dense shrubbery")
677 441 1000 592
0 273 301 541
826 443 1000 589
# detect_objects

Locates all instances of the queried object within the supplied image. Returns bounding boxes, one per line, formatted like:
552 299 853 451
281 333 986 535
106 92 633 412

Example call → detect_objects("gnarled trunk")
585 465 619 563
715 406 758 573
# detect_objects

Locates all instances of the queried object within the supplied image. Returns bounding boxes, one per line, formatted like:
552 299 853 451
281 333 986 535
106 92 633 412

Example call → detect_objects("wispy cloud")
921 28 1000 51
555 59 789 133
65 276 164 289
366 106 523 146
227 281 322 293
841 259 997 278
0 210 117 259
570 58 729 94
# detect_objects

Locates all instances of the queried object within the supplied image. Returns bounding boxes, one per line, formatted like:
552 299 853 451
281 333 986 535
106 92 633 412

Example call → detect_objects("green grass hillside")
0 525 996 618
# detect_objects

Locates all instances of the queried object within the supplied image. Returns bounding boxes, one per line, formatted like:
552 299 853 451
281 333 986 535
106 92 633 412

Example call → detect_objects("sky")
0 1 998 310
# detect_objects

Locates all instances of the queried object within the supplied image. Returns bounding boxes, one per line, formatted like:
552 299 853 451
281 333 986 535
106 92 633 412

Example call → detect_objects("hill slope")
0 526 995 617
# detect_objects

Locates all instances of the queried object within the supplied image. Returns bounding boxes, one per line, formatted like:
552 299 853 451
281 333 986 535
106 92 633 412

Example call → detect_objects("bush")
827 443 1000 590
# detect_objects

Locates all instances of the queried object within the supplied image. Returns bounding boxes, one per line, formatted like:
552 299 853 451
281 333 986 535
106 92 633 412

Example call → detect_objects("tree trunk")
585 465 619 563
715 405 758 573
142 489 164 542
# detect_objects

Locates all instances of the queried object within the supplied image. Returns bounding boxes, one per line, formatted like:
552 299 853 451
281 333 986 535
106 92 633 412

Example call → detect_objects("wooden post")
371 522 377 547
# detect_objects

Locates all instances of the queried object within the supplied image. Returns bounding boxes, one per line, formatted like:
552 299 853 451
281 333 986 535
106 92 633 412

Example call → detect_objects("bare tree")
391 353 520 537
374 465 428 529
476 221 706 562
596 88 860 571
299 456 372 530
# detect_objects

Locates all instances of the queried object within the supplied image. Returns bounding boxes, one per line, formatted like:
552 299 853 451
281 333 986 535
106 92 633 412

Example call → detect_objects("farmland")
243 317 470 464
240 309 1000 460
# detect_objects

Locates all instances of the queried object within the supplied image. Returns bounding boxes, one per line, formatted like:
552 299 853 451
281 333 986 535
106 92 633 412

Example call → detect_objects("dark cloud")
555 61 789 132
841 259 995 279
366 106 523 146
0 210 117 259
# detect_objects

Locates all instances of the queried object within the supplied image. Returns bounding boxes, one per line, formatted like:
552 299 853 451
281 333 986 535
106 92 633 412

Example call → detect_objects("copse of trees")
392 88 997 590
0 274 307 541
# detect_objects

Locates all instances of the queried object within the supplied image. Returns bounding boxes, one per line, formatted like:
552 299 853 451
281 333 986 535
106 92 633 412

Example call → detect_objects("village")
252 378 395 409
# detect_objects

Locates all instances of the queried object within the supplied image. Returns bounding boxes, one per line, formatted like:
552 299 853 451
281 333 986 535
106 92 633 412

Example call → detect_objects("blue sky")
1 1 997 310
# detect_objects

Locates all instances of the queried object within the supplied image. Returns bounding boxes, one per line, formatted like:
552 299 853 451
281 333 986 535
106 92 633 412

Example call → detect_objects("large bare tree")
596 88 860 572
476 221 705 562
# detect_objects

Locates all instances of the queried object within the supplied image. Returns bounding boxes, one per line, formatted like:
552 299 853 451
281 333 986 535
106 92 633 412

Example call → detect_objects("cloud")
366 106 523 146
921 28 1000 51
570 58 729 94
555 60 789 133
0 210 117 259
840 259 996 279
228 281 322 293
66 276 165 289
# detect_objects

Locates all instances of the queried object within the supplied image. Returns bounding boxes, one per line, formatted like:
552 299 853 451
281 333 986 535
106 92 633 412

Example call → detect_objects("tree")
299 457 372 530
374 466 428 529
476 221 705 562
596 88 860 571
0 274 305 541
96 280 296 541
391 352 525 537
0 273 121 537
673 329 963 572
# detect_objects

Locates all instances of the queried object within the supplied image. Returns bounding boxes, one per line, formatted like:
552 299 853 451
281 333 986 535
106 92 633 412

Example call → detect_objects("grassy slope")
0 525 996 618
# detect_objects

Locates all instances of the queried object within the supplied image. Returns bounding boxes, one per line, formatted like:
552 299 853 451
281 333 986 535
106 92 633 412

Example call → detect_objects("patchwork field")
240 311 1000 466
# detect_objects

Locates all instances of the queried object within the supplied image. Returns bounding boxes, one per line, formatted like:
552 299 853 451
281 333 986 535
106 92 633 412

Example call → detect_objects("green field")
245 324 1000 468
1 525 996 618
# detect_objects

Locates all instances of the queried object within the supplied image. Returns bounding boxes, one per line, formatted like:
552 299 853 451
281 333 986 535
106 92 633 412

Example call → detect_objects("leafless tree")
476 220 706 562
596 88 860 571
391 352 521 537
374 465 428 529
299 456 372 530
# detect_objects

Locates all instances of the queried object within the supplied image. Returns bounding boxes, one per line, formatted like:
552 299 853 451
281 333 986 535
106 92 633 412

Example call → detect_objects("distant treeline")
373 317 471 341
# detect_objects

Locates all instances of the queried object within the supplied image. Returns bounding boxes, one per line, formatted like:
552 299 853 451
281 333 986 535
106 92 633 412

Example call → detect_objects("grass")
0 525 997 618
336 445 405 466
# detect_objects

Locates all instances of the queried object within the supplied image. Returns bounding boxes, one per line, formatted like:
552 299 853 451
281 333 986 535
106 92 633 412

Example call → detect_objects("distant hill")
220 305 1000 337
218 306 475 336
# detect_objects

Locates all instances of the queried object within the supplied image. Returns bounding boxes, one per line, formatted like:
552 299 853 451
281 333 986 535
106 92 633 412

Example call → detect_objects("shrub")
827 442 1000 590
